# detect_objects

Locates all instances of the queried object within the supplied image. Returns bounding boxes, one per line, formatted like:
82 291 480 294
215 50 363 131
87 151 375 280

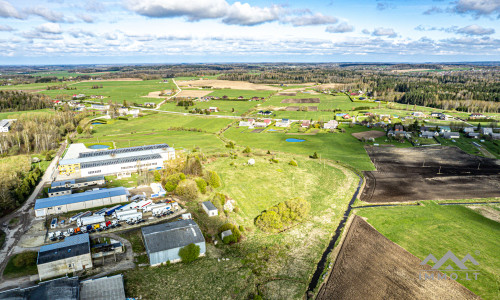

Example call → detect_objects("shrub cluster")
219 223 242 244
255 198 311 232
195 177 207 194
205 170 221 188
175 179 199 201
164 173 186 192
289 160 298 166
178 243 200 263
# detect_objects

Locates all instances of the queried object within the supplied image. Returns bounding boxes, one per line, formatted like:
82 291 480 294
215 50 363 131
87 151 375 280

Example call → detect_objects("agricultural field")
0 108 55 120
74 112 232 153
176 79 281 91
38 80 177 105
160 99 261 116
317 215 480 300
356 202 500 299
28 70 118 78
223 124 375 171
361 147 500 202
206 89 275 99
124 153 358 299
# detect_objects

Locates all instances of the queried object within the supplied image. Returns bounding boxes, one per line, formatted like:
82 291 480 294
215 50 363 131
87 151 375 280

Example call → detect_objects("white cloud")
451 0 500 18
456 24 495 35
25 6 66 22
326 22 354 33
125 0 229 20
372 27 397 38
285 13 337 26
0 24 14 31
0 0 23 19
77 13 95 23
36 23 62 34
223 2 281 26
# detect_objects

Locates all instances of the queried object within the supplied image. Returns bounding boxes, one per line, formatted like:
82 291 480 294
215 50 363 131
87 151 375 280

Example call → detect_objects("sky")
0 0 499 64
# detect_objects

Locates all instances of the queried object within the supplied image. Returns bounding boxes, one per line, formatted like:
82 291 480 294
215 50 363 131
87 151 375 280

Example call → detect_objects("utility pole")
437 166 442 175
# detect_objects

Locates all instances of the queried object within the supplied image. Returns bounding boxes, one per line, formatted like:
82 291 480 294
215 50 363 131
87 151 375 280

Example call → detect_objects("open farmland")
361 146 500 202
38 79 177 105
177 79 281 91
160 99 261 116
223 125 375 170
75 112 232 152
317 215 480 300
356 203 500 299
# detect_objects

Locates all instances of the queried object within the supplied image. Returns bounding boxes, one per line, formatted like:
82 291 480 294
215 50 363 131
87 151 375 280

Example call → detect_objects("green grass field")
206 89 275 98
38 80 176 105
75 112 232 153
29 70 118 79
357 202 500 300
3 251 38 279
223 124 375 171
0 108 55 119
124 154 358 299
160 99 260 116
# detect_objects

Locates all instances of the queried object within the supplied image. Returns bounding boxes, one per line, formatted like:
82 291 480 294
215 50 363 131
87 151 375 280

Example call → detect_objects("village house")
253 122 267 128
469 113 485 119
420 131 437 139
323 120 338 130
480 128 493 135
491 133 500 140
91 104 110 110
202 201 218 217
442 132 460 139
463 127 475 133
467 132 480 139
263 119 272 126
208 107 218 112
412 112 425 117
301 120 311 128
275 119 291 127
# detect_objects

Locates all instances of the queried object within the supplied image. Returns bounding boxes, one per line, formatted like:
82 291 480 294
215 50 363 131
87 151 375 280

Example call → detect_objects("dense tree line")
0 90 52 111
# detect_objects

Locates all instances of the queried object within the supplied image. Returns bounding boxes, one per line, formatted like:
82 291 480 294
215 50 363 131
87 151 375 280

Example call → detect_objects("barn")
142 220 206 266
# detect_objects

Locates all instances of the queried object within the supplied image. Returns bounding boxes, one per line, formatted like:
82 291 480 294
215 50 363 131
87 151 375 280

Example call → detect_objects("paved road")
0 141 66 281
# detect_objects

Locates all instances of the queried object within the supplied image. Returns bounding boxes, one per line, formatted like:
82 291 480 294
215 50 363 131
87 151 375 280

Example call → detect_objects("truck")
133 200 152 210
105 205 122 216
95 208 107 216
74 227 81 234
77 215 105 227
50 218 58 229
69 212 85 223
116 202 136 212
152 204 170 216
117 211 142 222
144 203 169 212
114 209 138 219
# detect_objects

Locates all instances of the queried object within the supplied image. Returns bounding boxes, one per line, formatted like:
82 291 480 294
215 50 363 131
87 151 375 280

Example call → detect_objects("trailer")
77 215 105 227
144 203 168 212
132 200 152 210
116 202 136 212
114 209 138 219
151 204 170 215
80 211 92 219
117 211 142 222
69 212 85 223
105 205 122 216
94 208 107 216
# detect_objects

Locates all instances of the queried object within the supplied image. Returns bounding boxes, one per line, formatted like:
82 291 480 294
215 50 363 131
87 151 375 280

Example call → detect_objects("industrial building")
57 144 175 178
47 186 72 198
51 175 106 189
37 234 93 281
0 276 80 300
142 219 206 266
34 187 129 217
80 274 126 300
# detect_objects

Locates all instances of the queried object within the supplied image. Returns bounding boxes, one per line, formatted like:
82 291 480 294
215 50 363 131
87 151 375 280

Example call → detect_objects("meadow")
356 202 500 300
160 99 261 116
223 125 375 171
206 89 275 99
0 108 55 119
124 154 358 299
38 80 177 105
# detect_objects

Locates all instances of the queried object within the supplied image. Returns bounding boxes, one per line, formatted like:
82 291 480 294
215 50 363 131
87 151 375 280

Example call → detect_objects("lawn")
0 108 55 120
160 99 261 116
118 229 145 253
357 202 500 300
38 80 177 105
3 251 38 279
223 124 375 171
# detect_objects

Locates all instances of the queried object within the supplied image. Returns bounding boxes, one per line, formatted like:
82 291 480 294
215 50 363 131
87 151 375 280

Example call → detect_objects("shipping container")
117 211 142 222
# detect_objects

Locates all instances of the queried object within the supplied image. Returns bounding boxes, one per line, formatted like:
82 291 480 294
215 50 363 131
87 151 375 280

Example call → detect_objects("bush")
195 178 207 194
255 198 310 232
12 251 37 268
76 125 83 134
218 223 242 244
212 193 226 208
309 152 319 159
183 157 203 176
154 170 162 182
233 207 240 213
225 141 235 148
175 179 199 201
164 173 186 192
289 160 298 166
242 146 251 153
178 243 200 263
205 170 221 188
270 158 279 163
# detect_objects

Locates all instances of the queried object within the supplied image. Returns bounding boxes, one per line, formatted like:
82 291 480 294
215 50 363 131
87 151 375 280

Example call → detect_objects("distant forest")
1 63 499 112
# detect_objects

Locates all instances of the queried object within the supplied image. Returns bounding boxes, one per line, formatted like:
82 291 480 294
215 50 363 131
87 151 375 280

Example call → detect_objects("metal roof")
34 187 128 210
79 275 125 300
142 220 205 254
78 144 169 158
48 186 71 194
59 148 173 166
79 153 162 169
0 276 79 300
0 119 10 128
37 234 90 265
51 175 105 188
202 201 217 211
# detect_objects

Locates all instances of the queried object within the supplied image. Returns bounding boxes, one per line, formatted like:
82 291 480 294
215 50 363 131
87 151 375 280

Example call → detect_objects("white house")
412 112 425 117
275 119 291 127
463 127 475 133
0 119 13 132
239 121 252 127
201 201 218 217
253 122 267 128
323 120 338 130
480 128 493 135
208 107 219 112
442 132 460 139
91 104 110 110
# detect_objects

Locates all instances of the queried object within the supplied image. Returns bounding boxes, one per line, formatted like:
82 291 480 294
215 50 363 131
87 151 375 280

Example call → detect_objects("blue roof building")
34 187 129 217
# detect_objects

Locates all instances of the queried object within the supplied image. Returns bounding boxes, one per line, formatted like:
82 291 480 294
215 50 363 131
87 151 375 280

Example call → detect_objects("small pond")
286 138 305 143
91 122 105 125
88 144 110 149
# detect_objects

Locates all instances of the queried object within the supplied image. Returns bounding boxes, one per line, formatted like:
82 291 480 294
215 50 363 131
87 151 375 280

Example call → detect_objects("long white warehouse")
57 144 176 178
34 187 129 217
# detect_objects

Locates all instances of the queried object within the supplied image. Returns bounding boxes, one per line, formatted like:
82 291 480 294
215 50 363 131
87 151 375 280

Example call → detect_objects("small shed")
202 201 218 217
221 230 232 240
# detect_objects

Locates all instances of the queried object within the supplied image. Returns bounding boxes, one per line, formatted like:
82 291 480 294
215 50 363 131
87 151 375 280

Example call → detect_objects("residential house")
463 127 475 133
239 121 252 127
420 131 437 139
263 119 272 126
323 120 338 130
469 113 485 119
208 107 218 112
467 132 480 139
129 109 140 117
342 114 351 120
412 112 425 117
491 133 500 140
480 128 493 135
91 104 110 110
442 132 460 139
275 119 291 127
301 120 310 128
253 122 267 128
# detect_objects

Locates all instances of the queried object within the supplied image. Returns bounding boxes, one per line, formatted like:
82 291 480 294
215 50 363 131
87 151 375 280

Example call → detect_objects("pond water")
286 138 305 143
91 122 104 125
88 144 110 149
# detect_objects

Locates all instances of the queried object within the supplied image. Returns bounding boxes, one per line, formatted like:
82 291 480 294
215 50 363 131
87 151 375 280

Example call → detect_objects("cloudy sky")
0 0 499 64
